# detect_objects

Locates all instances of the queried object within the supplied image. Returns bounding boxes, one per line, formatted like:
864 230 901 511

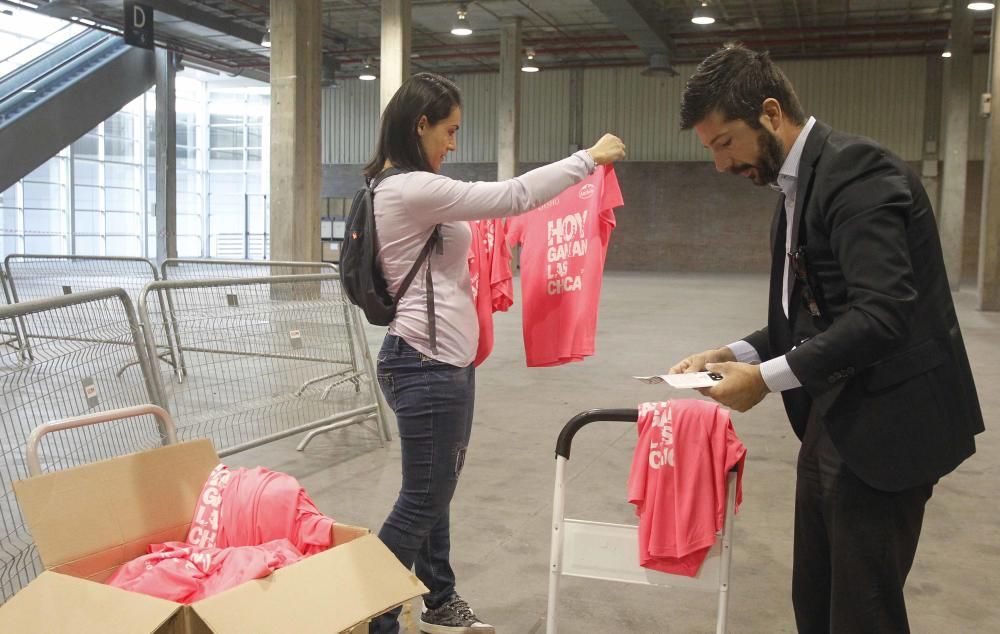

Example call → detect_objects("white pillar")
269 0 322 262
155 48 176 263
939 7 974 289
980 8 1000 311
380 0 411 113
497 17 522 181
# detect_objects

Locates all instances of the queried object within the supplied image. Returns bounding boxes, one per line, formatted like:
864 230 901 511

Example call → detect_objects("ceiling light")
359 58 377 81
968 2 995 10
942 49 952 58
451 3 472 36
691 2 716 25
261 20 271 48
521 49 539 73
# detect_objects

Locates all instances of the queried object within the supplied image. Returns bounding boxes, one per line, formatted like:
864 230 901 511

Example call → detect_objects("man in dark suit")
670 44 984 633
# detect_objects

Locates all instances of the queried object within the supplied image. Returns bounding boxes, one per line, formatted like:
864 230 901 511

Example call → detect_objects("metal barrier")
160 258 338 280
0 271 23 355
158 258 382 448
0 289 167 604
159 259 348 382
3 254 182 375
25 404 177 477
138 273 388 457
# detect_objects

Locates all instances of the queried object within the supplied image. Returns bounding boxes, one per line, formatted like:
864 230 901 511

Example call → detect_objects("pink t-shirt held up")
507 165 623 367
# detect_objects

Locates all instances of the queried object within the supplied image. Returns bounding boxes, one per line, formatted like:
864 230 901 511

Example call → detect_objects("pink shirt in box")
627 400 746 577
507 165 623 367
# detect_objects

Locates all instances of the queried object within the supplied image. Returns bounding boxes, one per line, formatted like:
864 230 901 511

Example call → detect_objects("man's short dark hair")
680 43 805 130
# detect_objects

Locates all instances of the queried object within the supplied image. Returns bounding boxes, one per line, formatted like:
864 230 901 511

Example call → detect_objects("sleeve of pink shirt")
401 151 596 223
490 219 514 312
599 166 623 241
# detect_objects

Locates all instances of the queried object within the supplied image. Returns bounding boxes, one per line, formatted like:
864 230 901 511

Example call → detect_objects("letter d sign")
124 1 154 50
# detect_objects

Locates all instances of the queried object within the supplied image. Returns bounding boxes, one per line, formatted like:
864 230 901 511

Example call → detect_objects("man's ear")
760 98 783 132
416 114 429 137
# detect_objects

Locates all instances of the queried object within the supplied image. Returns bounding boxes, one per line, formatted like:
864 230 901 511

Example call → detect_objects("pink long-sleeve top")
374 150 596 366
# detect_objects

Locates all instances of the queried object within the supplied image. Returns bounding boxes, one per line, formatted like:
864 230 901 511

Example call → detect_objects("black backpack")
340 168 442 353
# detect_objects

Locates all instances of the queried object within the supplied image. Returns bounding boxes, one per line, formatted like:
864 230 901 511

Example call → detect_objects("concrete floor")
230 272 1000 633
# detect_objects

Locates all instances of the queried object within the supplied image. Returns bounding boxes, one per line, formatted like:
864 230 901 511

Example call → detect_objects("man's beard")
730 128 784 187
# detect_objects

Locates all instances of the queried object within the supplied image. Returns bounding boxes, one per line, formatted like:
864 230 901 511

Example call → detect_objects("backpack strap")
393 225 442 355
368 166 405 190
369 167 443 356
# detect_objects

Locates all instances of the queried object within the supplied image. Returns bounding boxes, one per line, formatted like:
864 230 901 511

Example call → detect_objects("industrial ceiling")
8 0 994 81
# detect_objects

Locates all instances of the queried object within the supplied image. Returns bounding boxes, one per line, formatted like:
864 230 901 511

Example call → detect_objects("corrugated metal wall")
781 56 926 160
321 54 991 165
321 77 380 165
520 69 572 162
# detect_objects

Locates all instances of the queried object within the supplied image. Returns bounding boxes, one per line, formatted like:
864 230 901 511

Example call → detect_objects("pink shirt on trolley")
507 165 623 367
627 400 746 577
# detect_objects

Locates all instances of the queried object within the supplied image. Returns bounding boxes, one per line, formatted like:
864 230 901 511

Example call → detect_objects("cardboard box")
0 439 425 633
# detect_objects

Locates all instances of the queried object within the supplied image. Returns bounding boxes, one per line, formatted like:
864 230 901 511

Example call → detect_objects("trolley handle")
555 408 639 460
26 404 178 477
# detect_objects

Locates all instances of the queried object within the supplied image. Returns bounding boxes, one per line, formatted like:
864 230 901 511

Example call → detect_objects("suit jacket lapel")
790 120 832 252
768 196 791 352
787 121 832 330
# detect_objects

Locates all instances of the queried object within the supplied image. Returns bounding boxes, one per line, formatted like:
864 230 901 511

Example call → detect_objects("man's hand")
669 347 736 374
699 362 769 413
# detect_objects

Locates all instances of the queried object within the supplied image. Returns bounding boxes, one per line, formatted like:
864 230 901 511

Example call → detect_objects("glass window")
75 236 102 255
209 149 243 170
105 163 138 188
105 137 136 163
106 212 140 234
74 211 102 234
25 158 61 182
106 235 139 256
74 159 99 185
209 123 243 148
22 181 62 208
24 235 65 254
23 208 64 234
1 70 270 261
105 187 138 212
72 133 100 161
74 185 101 211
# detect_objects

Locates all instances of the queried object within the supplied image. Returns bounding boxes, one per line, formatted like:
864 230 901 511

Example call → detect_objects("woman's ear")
416 114 429 137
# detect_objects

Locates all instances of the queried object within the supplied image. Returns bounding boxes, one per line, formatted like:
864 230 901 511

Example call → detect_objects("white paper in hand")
633 372 723 389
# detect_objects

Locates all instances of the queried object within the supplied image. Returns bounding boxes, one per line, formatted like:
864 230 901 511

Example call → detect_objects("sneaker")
419 595 495 634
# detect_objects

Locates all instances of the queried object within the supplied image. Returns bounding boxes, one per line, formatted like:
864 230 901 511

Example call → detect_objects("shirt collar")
776 116 816 192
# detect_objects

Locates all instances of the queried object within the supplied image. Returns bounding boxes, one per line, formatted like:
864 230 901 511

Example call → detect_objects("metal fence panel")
0 271 21 355
0 289 166 603
4 254 160 303
139 274 385 457
4 254 181 375
159 259 384 444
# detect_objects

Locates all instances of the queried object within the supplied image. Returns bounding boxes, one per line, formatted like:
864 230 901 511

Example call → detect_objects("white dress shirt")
727 116 816 392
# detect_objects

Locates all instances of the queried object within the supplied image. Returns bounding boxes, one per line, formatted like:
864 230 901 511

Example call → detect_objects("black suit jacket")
743 120 984 492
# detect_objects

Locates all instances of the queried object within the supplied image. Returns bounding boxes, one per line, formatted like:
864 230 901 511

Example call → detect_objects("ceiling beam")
140 0 265 45
589 0 675 72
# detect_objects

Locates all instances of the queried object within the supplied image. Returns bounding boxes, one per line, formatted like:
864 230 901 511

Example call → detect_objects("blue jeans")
371 334 475 634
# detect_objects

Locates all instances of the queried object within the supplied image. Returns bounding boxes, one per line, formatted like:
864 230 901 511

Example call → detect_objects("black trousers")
792 414 934 634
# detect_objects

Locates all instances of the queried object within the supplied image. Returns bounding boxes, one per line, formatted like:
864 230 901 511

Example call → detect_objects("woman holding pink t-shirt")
365 72 624 634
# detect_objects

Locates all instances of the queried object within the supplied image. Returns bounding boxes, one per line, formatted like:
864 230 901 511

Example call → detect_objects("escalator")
0 27 156 193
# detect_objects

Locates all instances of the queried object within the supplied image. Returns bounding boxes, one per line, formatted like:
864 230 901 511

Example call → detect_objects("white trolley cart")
546 408 738 634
